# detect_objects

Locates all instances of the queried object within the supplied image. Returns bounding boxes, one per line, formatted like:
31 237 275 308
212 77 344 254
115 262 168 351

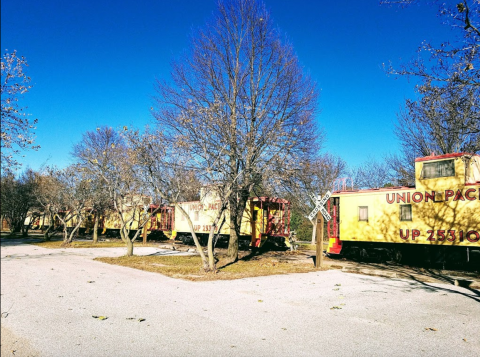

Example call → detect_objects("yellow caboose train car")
327 153 480 268
172 195 291 250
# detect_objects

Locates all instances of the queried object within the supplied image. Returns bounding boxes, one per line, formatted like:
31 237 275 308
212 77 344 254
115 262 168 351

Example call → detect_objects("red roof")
415 152 479 162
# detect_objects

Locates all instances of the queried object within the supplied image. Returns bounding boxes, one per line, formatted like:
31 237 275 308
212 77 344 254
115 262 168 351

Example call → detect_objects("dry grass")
95 252 323 281
297 243 317 251
297 241 329 252
32 239 159 249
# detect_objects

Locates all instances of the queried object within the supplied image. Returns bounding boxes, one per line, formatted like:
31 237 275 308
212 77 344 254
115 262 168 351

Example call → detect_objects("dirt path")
1 325 40 357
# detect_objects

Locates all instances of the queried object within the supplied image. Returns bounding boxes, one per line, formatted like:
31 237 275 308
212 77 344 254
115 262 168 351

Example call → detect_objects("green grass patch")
95 252 322 281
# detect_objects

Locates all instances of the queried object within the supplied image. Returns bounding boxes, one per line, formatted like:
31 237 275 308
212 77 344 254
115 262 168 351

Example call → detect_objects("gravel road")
1 241 479 357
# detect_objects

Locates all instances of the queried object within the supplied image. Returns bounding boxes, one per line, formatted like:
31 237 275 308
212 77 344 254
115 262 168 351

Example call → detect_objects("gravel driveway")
1 240 479 357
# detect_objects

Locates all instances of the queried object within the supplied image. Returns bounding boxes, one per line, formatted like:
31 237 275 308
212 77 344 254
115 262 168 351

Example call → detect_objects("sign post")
308 191 332 269
316 213 324 269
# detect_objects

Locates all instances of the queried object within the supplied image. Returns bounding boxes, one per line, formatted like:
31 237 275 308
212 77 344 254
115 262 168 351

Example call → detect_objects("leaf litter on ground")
92 315 108 320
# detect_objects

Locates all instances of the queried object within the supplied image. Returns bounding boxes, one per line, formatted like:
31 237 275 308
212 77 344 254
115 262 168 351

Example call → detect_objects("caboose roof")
251 197 290 204
415 152 479 162
332 185 414 195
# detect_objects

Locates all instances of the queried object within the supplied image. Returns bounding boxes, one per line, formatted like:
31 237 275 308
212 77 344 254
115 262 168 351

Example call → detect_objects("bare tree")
1 50 39 171
57 166 92 244
276 153 346 243
153 0 321 263
0 169 37 235
388 80 480 181
382 0 480 181
397 82 479 151
383 0 479 89
351 157 393 190
73 126 162 256
385 151 417 186
87 180 111 244
126 126 231 271
32 166 91 244
31 171 57 240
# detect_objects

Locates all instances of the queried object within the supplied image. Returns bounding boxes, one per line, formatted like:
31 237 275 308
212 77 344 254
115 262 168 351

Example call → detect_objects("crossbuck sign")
308 191 332 221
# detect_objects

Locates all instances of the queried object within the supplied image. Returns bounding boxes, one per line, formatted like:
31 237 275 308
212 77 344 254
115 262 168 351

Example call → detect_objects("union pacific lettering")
189 203 203 211
386 188 479 204
399 229 480 243
188 202 221 211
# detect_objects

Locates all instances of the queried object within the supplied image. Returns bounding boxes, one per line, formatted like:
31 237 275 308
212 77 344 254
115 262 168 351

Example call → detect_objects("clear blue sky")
1 0 454 172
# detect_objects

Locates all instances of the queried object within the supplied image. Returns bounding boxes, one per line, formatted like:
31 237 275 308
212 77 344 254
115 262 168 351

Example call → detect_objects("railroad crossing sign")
308 191 332 221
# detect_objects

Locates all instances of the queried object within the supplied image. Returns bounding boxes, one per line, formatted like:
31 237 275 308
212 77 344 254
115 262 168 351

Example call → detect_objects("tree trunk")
43 212 55 241
93 213 99 244
23 222 30 237
9 222 16 235
226 223 239 264
207 234 216 271
226 195 239 264
310 219 317 244
226 192 249 264
176 204 209 269
20 221 27 237
43 225 52 241
126 239 134 256
119 227 134 256
67 222 81 244
63 227 69 243
207 211 224 272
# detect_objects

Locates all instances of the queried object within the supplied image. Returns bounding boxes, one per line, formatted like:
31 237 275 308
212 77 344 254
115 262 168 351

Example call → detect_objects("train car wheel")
390 248 403 263
359 248 368 260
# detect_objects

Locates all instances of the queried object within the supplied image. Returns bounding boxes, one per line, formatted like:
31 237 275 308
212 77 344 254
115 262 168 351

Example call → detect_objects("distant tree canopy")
1 50 39 171
1 169 37 235
383 0 479 89
383 0 480 183
351 157 393 189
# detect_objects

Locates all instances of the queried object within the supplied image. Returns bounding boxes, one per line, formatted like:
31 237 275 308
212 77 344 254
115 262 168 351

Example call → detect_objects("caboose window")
358 206 368 221
400 204 412 221
422 159 455 179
